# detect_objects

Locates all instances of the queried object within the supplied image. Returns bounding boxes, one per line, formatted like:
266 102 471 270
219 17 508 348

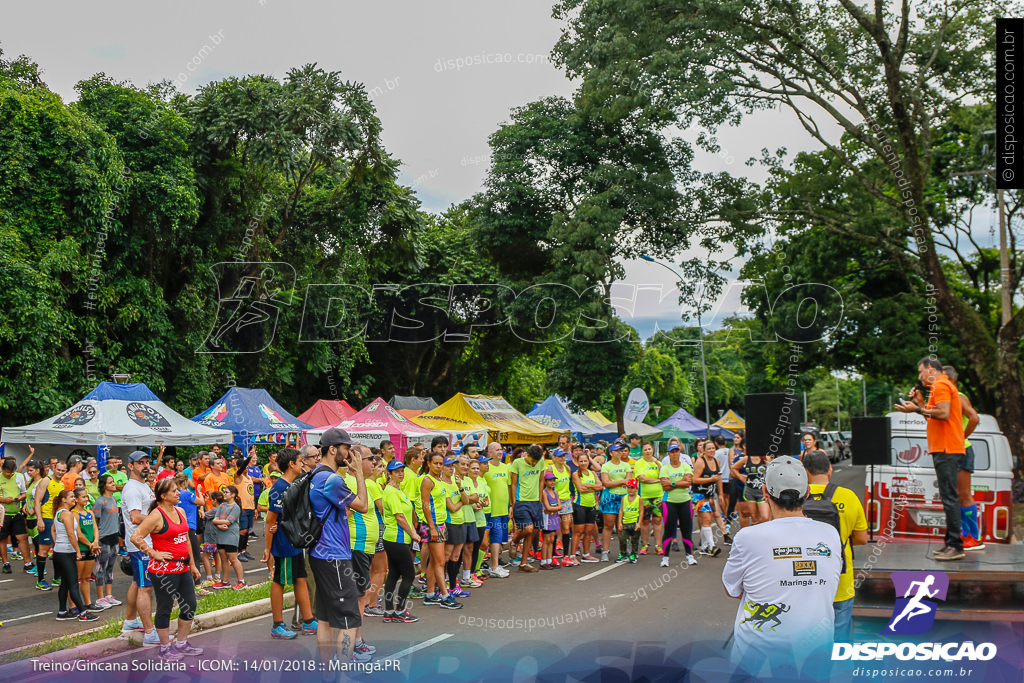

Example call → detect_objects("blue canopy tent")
527 395 619 442
192 387 312 452
656 407 735 441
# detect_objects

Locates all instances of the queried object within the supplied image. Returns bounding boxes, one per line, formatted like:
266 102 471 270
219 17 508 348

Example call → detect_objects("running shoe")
963 536 986 551
122 617 145 632
78 611 98 622
86 602 107 612
35 580 52 591
594 542 603 552
118 549 128 556
539 563 554 570
438 595 463 610
159 644 183 661
655 546 664 556
142 629 162 646
629 555 637 564
422 594 443 606
639 546 648 556
709 546 722 557
550 560 561 569
462 577 482 588
301 619 318 635
363 604 386 617
10 550 22 560
659 557 670 568
350 650 372 664
174 641 204 656
390 610 419 623
210 581 230 589
451 586 471 597
488 567 510 578
232 581 247 590
272 624 298 639
686 555 698 566
724 533 733 546
508 556 521 566
600 551 609 562
672 542 680 552
24 563 36 574
51 576 61 586
195 587 211 597
2 563 10 574
580 554 599 563
729 512 739 521
200 579 216 589
56 610 77 621
615 554 628 563
355 639 376 655
409 586 427 598
238 553 249 563
470 573 488 584
517 563 538 573
105 596 123 606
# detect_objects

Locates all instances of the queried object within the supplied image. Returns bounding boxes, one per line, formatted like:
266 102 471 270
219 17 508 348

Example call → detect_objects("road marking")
389 633 454 659
0 579 13 583
4 611 50 623
244 568 267 574
577 562 626 582
608 593 626 598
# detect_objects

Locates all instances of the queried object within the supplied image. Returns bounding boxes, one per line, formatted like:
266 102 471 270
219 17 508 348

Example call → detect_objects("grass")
0 580 276 665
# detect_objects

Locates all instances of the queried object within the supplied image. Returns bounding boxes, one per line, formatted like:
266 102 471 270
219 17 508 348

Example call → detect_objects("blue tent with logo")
527 395 619 443
192 387 312 449
656 407 734 441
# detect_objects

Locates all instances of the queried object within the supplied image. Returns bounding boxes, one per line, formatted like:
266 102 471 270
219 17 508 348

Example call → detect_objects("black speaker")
745 393 801 457
851 416 891 466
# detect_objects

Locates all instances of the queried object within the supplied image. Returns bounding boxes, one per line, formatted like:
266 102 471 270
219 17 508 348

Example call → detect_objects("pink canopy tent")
297 399 358 427
304 397 451 460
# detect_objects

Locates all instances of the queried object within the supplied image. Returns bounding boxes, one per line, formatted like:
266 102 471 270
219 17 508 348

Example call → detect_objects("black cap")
321 427 355 449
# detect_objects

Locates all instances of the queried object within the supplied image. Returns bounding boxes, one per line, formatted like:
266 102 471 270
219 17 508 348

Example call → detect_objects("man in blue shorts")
509 444 546 573
120 450 159 645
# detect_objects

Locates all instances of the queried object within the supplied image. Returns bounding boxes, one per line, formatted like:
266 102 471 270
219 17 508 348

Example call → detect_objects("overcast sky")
7 1 997 338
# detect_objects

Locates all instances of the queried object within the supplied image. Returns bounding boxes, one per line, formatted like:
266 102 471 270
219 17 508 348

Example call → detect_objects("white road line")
389 633 454 659
576 562 626 582
0 579 13 583
4 611 50 623
608 593 626 598
244 568 267 574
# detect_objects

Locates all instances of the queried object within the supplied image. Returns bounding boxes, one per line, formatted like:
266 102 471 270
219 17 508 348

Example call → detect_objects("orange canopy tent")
297 399 358 428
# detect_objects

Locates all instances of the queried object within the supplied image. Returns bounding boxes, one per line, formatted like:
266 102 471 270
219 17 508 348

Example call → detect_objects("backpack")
281 464 337 549
803 482 847 573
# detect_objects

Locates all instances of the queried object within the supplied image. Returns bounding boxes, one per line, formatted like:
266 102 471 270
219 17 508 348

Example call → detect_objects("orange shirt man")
202 459 233 510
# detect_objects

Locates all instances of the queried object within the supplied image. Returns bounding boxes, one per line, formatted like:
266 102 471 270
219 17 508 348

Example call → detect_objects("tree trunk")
613 393 625 437
997 320 1024 474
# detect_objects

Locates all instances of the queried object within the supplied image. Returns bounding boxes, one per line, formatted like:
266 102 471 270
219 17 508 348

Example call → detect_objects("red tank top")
147 506 191 574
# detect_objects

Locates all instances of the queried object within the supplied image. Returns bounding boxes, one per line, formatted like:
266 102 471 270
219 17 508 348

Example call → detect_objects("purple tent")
656 408 735 440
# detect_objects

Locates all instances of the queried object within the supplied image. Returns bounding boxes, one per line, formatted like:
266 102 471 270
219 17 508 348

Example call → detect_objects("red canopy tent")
297 399 358 428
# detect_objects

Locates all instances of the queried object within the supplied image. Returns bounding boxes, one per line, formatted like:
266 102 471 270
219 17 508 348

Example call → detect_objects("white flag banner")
624 388 650 423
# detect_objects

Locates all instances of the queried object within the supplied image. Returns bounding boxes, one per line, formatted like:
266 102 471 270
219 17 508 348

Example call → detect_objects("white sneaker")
600 551 609 562
686 555 698 566
659 557 670 568
105 596 123 606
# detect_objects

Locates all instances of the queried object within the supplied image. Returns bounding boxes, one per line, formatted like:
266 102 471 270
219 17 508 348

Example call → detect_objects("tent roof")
2 382 232 446
297 399 358 428
585 410 612 426
713 409 745 430
388 395 438 411
396 409 424 420
193 387 312 443
613 418 663 440
527 396 619 442
656 407 734 439
306 397 446 447
413 393 568 444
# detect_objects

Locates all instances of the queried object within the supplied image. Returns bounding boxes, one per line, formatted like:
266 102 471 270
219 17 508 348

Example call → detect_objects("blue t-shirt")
309 470 356 561
248 465 264 490
268 476 301 558
183 467 193 481
178 489 200 531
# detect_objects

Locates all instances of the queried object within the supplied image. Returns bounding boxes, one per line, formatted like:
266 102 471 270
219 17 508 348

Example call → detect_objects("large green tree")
554 0 1023 459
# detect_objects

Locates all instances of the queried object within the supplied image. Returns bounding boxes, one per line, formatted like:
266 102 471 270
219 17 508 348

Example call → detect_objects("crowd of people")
2 357 974 671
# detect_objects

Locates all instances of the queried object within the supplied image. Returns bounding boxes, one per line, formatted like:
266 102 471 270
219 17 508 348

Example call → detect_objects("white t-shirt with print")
722 516 842 672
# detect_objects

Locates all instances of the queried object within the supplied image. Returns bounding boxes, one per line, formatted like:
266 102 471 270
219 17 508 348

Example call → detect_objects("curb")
0 590 293 675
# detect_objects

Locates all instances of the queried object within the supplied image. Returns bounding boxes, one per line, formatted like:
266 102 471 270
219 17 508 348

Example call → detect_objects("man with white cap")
721 455 842 676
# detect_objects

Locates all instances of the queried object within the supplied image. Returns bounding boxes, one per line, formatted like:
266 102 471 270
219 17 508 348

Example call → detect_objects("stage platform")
853 541 1024 621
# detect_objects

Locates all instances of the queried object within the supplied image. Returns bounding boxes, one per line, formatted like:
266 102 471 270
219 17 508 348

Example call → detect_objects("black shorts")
272 553 307 585
572 504 597 525
188 530 200 566
0 512 27 540
217 544 238 554
464 522 479 543
447 520 467 545
79 551 96 561
308 557 362 630
350 549 372 596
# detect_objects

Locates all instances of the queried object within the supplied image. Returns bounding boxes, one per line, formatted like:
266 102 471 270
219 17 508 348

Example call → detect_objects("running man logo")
740 601 790 632
200 262 296 354
885 571 949 635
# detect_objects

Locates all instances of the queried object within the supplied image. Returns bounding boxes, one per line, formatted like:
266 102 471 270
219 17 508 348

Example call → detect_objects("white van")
864 412 1014 544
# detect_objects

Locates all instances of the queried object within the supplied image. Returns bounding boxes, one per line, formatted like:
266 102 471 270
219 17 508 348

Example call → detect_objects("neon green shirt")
659 461 693 503
382 485 414 544
447 479 466 525
633 458 662 499
621 494 641 525
510 458 546 502
484 463 511 516
574 470 598 507
546 462 572 501
601 460 632 496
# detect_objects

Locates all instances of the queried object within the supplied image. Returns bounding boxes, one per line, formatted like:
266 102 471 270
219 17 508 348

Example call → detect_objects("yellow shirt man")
808 483 867 603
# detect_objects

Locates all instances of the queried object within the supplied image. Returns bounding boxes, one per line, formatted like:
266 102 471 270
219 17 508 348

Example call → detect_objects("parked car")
839 430 852 459
820 431 845 463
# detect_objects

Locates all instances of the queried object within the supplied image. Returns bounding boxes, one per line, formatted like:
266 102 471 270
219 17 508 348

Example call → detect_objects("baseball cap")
544 472 556 480
765 456 808 500
443 457 457 466
628 433 639 440
612 441 628 451
386 460 406 472
551 448 567 458
626 478 638 488
477 455 492 463
667 443 681 452
269 471 282 478
128 450 150 463
320 428 355 449
68 454 83 466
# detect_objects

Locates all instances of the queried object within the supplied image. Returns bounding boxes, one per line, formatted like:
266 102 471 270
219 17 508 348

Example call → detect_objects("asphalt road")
2 464 876 681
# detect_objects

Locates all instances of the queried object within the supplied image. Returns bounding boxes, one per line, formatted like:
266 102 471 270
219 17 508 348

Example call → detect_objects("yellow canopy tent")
713 409 745 431
585 410 612 426
413 393 568 445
